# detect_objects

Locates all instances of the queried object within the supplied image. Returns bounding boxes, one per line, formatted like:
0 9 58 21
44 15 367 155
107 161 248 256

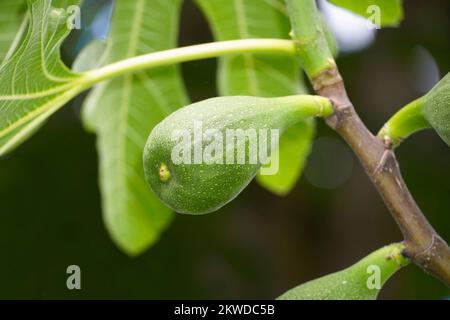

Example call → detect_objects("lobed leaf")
329 0 404 27
81 0 189 255
0 0 84 157
196 0 314 196
0 0 27 62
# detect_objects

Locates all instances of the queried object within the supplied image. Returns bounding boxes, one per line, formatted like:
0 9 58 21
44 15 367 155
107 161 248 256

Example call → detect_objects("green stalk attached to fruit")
379 73 450 148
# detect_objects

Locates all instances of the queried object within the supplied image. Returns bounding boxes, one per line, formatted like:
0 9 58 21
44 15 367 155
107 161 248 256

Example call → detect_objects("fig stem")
377 97 431 148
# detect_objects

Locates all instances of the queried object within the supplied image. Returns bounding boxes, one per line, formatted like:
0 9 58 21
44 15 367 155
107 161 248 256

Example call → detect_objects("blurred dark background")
0 0 449 299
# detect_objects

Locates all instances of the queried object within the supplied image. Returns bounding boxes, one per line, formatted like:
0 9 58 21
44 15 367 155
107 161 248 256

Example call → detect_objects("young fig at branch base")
277 243 409 300
378 72 450 148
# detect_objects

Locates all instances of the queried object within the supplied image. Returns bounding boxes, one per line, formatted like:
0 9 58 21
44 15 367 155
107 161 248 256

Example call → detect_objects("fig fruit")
143 95 332 214
277 243 409 300
423 72 450 146
379 73 450 147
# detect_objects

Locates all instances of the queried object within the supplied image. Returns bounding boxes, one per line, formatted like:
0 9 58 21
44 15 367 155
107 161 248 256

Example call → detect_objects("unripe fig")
143 95 332 215
378 72 450 147
277 243 409 300
423 72 450 146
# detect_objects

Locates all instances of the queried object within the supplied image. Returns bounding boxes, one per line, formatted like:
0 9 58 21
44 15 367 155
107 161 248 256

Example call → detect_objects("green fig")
143 95 332 215
277 243 409 300
378 73 450 147
423 72 450 146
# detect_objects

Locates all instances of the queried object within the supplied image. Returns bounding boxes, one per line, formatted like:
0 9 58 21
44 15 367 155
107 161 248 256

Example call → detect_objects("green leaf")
196 0 314 196
0 0 81 62
257 120 315 196
52 0 82 8
278 243 409 300
0 0 85 157
329 0 404 28
73 39 110 132
0 0 27 62
73 39 109 73
82 0 188 255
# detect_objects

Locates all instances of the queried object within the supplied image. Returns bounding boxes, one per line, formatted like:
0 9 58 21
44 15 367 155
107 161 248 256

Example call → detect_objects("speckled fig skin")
143 95 332 215
423 72 450 146
277 243 409 300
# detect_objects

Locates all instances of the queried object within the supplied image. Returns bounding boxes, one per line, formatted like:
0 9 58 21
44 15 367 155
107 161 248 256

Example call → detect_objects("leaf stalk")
82 39 296 87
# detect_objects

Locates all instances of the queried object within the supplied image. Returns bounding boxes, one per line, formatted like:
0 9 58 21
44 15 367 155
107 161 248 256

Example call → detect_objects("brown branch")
313 67 450 286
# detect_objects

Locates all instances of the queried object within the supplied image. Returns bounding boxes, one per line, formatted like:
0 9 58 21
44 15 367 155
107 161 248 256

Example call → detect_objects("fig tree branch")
314 68 450 286
286 0 450 286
